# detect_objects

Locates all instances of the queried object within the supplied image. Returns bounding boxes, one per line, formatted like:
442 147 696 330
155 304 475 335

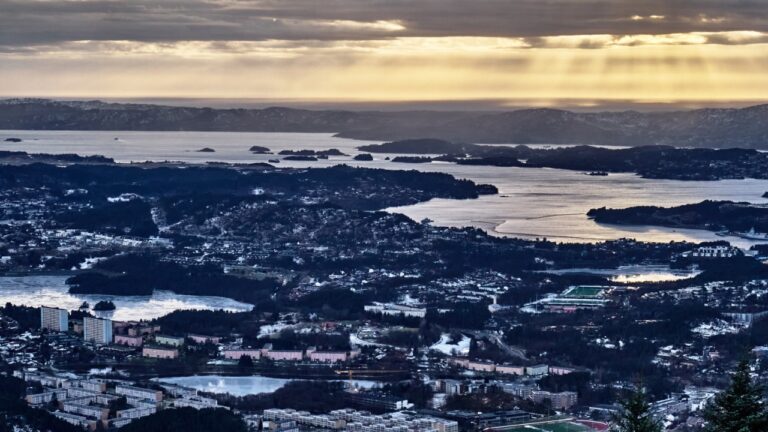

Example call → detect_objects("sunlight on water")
3 130 767 246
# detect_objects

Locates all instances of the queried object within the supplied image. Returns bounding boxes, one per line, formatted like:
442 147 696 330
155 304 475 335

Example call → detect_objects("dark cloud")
1 0 768 49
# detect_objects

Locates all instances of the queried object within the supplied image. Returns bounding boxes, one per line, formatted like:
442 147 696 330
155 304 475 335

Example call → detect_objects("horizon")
3 96 768 113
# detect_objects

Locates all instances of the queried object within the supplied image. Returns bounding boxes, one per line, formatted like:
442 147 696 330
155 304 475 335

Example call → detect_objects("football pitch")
502 422 593 432
563 286 604 298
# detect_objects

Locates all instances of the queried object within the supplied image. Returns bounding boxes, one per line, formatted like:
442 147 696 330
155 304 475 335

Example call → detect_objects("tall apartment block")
83 317 113 345
40 306 69 332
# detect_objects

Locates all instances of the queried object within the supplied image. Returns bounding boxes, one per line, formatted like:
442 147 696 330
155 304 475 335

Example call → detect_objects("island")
196 147 216 153
454 156 524 167
4 137 22 142
587 200 768 237
358 138 473 154
353 153 373 161
92 300 116 311
0 150 114 164
278 149 348 157
361 140 768 181
248 145 271 154
392 156 433 163
282 155 318 161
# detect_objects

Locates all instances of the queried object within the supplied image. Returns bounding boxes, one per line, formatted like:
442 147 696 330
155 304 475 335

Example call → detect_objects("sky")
1 0 768 109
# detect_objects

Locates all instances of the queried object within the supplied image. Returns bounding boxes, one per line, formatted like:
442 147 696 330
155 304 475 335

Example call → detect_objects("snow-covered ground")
429 333 471 356
258 323 295 337
692 319 744 338
77 256 108 270
349 333 389 347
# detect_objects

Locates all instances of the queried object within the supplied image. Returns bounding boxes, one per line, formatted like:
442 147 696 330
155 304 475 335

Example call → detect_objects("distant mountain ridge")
1 98 767 148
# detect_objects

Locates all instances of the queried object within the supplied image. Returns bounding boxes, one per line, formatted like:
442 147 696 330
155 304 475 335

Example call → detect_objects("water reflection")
4 130 768 246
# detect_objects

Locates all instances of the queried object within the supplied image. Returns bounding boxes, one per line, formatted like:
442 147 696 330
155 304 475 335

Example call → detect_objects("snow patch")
430 333 471 356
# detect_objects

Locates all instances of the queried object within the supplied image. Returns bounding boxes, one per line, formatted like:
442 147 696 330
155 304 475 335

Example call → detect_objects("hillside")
1 99 768 148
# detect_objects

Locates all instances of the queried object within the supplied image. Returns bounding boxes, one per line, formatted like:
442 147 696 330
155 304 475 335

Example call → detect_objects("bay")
3 130 767 247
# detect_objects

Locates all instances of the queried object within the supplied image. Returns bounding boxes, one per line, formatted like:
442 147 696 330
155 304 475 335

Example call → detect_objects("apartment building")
307 349 350 363
525 364 549 377
26 389 68 406
531 390 578 410
62 399 110 420
142 345 179 359
263 408 459 432
117 405 157 419
188 334 221 344
54 411 98 430
496 365 525 375
40 306 68 332
262 348 304 361
115 334 144 347
83 317 113 345
155 335 185 347
222 348 262 360
115 385 163 403
172 395 220 409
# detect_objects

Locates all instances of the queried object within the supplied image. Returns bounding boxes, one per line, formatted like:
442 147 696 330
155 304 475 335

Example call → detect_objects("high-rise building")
83 317 113 345
40 306 68 332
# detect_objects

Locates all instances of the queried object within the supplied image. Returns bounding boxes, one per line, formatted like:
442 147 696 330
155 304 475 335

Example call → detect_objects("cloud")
2 0 768 103
2 0 768 49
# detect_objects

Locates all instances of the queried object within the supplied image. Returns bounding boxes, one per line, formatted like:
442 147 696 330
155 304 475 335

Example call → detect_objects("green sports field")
502 421 593 432
563 286 605 298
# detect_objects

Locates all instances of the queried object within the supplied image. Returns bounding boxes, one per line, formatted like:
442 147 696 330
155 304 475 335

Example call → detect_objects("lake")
540 265 701 283
154 375 380 396
3 130 768 247
0 276 253 321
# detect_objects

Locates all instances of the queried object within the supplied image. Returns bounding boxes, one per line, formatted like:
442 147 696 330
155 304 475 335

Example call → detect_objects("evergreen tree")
238 354 254 369
703 359 768 432
613 387 661 432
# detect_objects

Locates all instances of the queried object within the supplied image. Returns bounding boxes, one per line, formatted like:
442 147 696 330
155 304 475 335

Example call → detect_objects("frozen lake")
155 375 380 396
0 276 253 321
540 265 701 283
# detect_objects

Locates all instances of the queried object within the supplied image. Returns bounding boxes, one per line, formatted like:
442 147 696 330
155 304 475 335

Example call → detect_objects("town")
0 157 767 431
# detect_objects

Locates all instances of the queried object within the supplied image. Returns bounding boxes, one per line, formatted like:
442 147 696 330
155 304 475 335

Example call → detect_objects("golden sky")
1 1 767 108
